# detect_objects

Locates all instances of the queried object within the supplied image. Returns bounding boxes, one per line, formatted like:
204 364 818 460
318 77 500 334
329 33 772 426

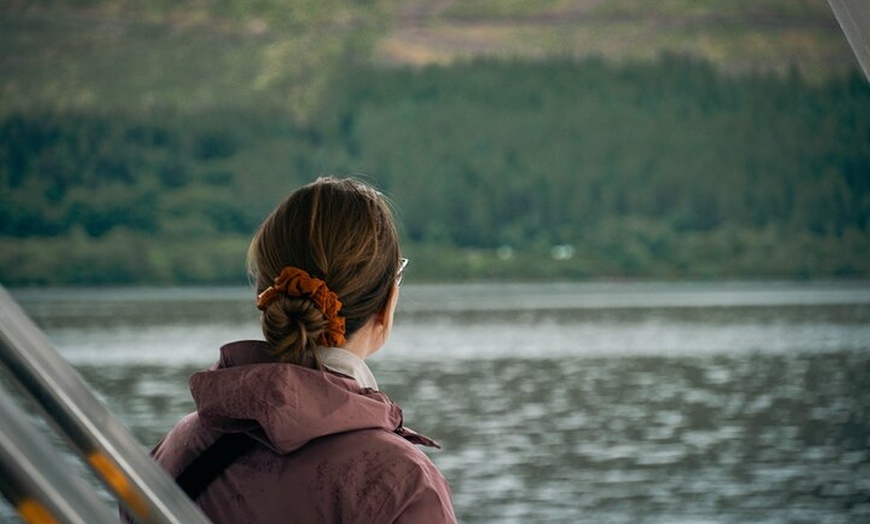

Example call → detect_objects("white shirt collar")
314 346 379 391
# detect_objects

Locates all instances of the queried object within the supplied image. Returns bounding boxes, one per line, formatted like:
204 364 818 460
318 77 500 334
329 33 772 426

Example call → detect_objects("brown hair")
247 177 400 367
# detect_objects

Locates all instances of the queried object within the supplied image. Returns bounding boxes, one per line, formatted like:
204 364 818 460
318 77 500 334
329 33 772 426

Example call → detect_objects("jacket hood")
188 341 436 454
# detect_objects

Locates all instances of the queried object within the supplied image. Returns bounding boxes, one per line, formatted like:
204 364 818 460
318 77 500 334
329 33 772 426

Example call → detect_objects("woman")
145 177 455 523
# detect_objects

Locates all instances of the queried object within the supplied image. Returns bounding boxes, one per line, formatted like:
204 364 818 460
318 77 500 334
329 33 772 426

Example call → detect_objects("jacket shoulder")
333 429 456 524
152 412 219 478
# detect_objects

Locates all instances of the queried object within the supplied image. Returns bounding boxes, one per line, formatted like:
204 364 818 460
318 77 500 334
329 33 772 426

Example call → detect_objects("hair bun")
257 266 346 348
260 295 331 363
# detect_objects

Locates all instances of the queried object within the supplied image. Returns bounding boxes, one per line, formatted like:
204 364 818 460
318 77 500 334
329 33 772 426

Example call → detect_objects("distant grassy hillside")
0 0 858 119
376 0 854 79
0 0 391 118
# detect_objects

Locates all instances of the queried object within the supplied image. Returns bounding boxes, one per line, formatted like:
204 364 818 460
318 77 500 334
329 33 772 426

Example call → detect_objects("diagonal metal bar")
0 285 211 524
0 387 118 524
829 0 870 81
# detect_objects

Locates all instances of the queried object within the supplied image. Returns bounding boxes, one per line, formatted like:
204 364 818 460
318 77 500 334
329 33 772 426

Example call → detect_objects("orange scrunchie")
256 267 346 347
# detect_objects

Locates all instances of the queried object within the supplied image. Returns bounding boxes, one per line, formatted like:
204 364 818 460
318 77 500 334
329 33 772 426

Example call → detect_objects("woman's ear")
377 285 400 338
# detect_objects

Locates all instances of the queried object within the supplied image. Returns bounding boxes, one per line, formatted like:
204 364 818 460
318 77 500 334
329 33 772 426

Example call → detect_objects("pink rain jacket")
149 341 456 524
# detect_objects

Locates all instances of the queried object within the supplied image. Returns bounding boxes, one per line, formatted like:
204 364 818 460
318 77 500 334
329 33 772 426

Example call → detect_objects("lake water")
3 281 870 523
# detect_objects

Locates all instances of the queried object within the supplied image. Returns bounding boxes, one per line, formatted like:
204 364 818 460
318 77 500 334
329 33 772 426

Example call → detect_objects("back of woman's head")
248 177 400 366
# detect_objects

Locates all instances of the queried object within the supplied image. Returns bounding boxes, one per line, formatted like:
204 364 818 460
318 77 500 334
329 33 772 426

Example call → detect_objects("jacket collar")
315 346 379 391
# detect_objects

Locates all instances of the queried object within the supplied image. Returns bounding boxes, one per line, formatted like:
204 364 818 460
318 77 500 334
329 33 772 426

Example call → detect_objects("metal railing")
0 285 211 524
0 387 118 524
829 0 870 81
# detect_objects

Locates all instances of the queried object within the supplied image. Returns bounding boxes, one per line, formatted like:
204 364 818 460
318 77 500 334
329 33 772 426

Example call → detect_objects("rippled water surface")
3 282 870 523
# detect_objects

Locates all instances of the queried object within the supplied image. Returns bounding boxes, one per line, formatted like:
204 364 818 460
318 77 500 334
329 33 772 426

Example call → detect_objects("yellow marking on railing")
88 450 149 519
17 498 58 524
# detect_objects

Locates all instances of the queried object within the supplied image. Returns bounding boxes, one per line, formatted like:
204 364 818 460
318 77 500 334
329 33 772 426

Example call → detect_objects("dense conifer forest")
2 55 868 284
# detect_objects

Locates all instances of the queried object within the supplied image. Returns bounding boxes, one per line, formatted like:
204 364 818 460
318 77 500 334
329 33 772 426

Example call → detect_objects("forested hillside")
2 56 868 284
1 1 868 285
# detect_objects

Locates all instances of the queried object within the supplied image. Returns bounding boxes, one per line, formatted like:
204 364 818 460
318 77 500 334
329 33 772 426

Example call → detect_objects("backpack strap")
176 432 258 500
